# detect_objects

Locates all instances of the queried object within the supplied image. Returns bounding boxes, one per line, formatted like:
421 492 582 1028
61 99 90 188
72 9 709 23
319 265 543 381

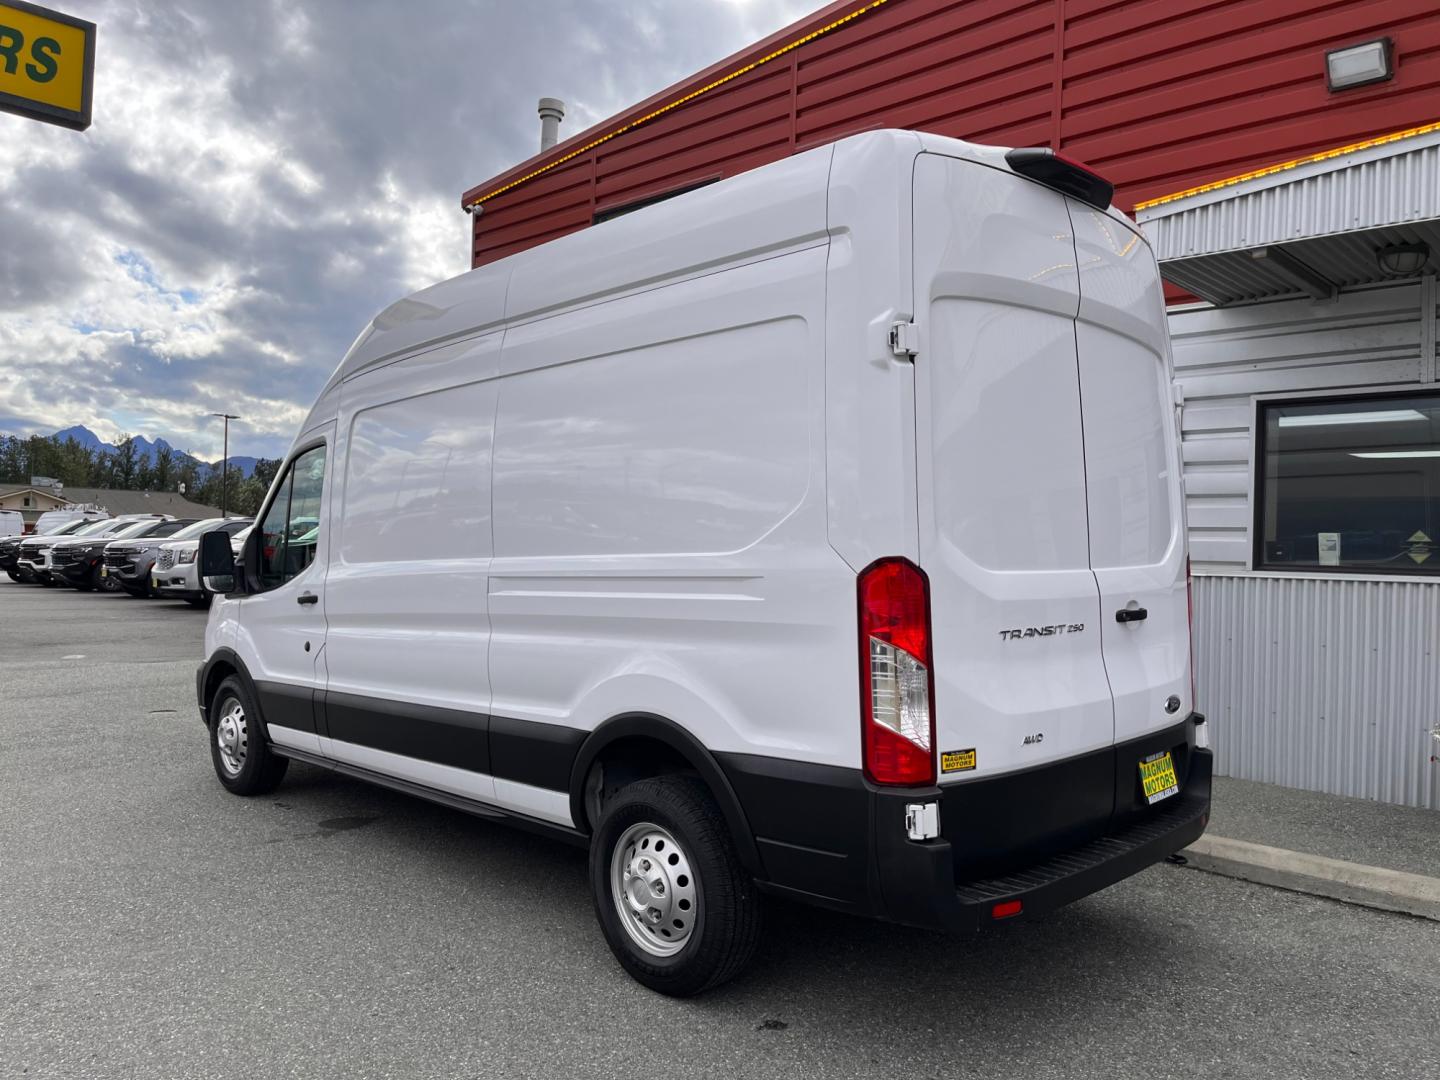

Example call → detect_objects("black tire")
5 570 18 582
208 675 289 795
186 595 212 609
590 775 761 997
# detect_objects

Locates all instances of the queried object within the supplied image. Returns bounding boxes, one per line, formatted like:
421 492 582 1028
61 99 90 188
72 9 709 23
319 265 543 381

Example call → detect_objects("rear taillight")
1186 555 1197 712
1004 147 1114 210
858 557 936 786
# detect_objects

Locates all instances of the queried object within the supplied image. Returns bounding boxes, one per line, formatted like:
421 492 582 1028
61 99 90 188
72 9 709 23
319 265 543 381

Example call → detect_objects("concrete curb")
1180 834 1440 922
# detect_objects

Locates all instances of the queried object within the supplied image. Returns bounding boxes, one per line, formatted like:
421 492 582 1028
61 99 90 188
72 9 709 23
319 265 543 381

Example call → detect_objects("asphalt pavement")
2 577 1438 1080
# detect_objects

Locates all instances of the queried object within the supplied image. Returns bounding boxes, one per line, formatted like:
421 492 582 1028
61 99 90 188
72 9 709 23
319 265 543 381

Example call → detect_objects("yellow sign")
1407 530 1432 565
941 749 976 774
0 1 93 130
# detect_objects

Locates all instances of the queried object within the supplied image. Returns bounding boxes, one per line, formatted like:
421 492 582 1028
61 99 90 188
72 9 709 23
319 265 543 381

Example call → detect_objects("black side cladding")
1004 147 1114 210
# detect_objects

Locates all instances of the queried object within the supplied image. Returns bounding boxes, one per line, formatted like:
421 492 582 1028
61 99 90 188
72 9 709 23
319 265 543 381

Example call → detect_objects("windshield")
71 519 119 537
170 518 224 541
110 519 164 540
47 519 95 536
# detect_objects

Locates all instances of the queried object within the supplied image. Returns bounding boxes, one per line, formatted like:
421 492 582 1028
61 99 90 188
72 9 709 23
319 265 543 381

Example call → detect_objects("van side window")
257 445 326 590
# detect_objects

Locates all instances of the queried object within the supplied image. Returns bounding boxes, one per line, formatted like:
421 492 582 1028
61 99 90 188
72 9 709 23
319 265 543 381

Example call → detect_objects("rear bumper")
720 716 1210 933
877 749 1210 932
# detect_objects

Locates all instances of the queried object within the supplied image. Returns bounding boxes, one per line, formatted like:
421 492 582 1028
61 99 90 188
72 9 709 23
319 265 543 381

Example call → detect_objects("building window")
23 496 30 507
1255 391 1440 575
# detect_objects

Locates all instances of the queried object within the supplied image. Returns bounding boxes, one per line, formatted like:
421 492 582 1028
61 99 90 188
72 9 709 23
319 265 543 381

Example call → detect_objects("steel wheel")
610 822 698 957
214 696 249 778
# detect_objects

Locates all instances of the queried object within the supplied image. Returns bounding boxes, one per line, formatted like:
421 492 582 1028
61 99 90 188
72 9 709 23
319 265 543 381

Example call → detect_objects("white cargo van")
196 130 1210 996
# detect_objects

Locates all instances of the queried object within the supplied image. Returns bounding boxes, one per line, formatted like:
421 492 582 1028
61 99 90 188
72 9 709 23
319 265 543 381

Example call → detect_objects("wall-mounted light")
1326 38 1394 92
1376 242 1429 276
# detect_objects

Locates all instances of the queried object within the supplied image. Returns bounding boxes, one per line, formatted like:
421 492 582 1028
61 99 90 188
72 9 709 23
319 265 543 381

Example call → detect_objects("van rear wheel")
208 675 288 795
590 776 761 997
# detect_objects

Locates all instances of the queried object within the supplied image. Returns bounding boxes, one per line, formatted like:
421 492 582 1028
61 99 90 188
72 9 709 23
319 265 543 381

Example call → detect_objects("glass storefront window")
1255 392 1440 574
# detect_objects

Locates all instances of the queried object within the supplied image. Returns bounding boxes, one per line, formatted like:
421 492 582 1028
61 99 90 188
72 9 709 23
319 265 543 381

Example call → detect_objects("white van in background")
195 130 1210 996
0 510 23 537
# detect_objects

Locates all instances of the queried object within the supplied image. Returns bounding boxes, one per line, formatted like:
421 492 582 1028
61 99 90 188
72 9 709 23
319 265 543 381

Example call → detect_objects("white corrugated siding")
1169 283 1429 569
1194 574 1440 810
1140 131 1440 262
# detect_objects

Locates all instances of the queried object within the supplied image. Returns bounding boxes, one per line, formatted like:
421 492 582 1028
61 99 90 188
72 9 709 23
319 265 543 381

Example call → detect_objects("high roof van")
196 130 1210 996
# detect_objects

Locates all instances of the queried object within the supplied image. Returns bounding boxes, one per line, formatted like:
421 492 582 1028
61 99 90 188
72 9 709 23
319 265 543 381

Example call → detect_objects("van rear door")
1067 205 1191 742
910 152 1115 784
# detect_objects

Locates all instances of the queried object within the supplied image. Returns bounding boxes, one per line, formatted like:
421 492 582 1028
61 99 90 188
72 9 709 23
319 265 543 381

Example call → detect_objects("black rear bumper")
719 716 1210 933
877 749 1210 932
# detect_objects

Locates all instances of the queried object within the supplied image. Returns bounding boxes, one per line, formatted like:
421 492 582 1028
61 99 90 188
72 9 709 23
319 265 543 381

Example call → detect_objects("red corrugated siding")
467 0 1440 268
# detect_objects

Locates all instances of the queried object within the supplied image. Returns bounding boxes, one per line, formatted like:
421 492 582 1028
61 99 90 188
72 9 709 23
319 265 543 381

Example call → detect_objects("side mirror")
199 529 239 594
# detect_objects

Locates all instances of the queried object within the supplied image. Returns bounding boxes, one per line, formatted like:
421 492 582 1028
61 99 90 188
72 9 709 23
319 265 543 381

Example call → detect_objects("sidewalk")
1180 776 1440 920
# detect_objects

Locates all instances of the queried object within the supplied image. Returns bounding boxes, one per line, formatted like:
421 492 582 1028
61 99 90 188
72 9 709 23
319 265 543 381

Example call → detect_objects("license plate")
1139 750 1179 805
99 566 107 578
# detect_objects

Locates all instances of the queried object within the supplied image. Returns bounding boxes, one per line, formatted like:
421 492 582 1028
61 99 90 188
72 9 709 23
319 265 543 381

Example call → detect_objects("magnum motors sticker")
940 748 976 773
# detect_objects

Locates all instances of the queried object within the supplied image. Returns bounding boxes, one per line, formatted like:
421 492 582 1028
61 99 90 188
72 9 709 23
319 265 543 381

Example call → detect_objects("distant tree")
174 456 202 499
88 449 112 487
24 434 54 480
54 436 94 486
112 435 140 489
0 435 25 480
251 458 281 490
153 444 175 491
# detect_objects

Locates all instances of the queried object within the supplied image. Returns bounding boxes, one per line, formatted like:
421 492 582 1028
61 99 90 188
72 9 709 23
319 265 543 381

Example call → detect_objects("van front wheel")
208 675 288 795
590 776 761 996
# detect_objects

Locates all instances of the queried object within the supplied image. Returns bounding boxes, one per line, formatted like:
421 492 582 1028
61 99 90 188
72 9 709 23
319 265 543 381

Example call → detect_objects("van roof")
324 130 1145 393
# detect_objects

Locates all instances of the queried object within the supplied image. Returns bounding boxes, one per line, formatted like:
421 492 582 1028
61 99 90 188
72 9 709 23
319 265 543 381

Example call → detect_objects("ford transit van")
196 130 1210 996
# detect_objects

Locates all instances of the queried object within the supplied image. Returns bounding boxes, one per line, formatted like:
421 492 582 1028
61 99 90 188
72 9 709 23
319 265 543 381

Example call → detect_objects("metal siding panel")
1195 574 1440 810
468 0 1440 271
1143 140 1440 263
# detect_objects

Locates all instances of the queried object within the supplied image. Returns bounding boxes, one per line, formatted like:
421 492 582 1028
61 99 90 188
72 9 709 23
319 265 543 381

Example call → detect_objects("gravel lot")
2 577 1438 1080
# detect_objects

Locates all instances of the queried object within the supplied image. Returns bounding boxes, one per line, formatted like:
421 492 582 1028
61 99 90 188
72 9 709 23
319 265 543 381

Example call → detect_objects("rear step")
954 774 1211 927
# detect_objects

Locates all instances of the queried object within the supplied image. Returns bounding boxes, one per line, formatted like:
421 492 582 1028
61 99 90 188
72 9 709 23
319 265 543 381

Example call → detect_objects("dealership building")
462 0 1440 810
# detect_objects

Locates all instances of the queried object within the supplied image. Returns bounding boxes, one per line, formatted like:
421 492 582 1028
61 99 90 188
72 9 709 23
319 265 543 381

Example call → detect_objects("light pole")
211 412 240 516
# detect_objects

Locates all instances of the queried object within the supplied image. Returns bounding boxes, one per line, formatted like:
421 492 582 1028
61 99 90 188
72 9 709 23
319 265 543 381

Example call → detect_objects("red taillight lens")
858 557 936 786
1186 555 1197 712
991 899 1023 920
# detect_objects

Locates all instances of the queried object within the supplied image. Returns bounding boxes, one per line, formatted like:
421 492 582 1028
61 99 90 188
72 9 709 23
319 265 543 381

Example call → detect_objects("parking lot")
0 577 1436 1080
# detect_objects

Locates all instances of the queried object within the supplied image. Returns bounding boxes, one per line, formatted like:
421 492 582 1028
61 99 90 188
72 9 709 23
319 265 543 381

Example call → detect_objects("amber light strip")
1135 119 1440 211
466 0 894 208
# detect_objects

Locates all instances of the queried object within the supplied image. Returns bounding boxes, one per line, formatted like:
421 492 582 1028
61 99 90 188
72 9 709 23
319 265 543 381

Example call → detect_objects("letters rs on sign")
0 1 94 130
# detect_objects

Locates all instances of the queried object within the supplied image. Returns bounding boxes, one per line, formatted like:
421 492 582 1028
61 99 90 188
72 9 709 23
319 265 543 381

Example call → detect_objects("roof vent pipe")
538 97 565 153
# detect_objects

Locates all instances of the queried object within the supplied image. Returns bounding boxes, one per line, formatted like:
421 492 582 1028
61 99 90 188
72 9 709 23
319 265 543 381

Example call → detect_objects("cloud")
0 0 817 460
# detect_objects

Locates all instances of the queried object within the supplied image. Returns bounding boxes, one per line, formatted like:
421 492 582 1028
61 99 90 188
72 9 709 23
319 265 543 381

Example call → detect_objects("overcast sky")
0 0 816 461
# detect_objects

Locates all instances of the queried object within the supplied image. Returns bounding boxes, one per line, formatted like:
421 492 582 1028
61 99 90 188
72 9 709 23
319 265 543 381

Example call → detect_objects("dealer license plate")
1139 751 1179 805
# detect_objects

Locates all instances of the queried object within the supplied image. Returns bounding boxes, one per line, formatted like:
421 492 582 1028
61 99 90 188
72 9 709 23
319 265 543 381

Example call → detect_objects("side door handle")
1115 606 1148 623
297 592 319 606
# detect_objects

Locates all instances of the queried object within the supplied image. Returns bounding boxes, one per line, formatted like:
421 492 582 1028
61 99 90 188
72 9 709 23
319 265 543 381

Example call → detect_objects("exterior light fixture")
1326 38 1393 92
1376 242 1429 276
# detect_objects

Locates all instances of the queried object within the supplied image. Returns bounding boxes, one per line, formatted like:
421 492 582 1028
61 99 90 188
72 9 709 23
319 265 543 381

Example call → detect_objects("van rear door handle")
1115 606 1148 623
297 592 319 606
